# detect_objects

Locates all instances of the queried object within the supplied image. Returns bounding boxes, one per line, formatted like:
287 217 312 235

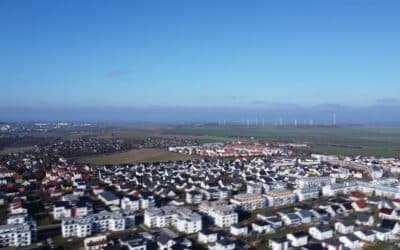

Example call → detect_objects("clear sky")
0 0 399 120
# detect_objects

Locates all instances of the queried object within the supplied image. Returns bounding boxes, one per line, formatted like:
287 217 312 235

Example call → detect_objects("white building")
339 234 362 250
144 206 202 233
246 182 263 194
296 176 332 189
269 237 289 250
322 181 400 199
294 187 320 201
265 189 296 207
144 206 176 228
199 201 238 228
286 231 308 247
186 190 203 204
198 229 218 244
121 196 141 211
62 211 128 238
309 225 334 241
230 193 266 211
0 213 37 247
335 221 355 234
322 182 358 197
175 208 202 234
53 200 92 220
0 223 32 247
62 217 92 238
97 191 120 206
230 224 248 236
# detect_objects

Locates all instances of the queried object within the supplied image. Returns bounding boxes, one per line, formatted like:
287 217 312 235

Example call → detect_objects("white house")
280 213 301 226
309 225 334 241
209 238 236 250
354 229 376 242
355 213 374 226
269 237 289 250
286 231 308 247
339 234 362 250
295 210 312 224
335 220 355 234
252 220 274 234
230 224 248 236
373 228 394 241
198 229 218 244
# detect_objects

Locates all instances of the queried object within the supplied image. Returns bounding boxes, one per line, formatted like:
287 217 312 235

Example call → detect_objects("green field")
75 148 199 165
163 125 400 157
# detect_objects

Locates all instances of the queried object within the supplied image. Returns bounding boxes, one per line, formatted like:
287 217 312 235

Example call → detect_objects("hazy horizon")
1 103 400 125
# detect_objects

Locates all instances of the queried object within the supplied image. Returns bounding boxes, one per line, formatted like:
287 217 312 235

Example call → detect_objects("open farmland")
75 148 199 165
164 125 400 157
0 145 36 155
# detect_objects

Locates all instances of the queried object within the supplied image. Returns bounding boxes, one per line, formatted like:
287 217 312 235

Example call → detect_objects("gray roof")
99 191 119 201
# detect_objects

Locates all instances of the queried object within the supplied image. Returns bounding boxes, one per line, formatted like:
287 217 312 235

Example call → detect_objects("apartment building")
0 223 33 247
62 211 128 238
144 206 202 233
175 208 202 234
199 201 238 228
296 176 332 189
144 206 176 228
121 194 155 211
265 189 296 207
294 187 320 201
186 190 203 204
230 193 266 211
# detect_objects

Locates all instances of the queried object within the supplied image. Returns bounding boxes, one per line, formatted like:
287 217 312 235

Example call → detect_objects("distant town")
0 122 400 250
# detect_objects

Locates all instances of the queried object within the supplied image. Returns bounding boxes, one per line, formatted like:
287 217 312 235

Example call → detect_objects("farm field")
163 125 400 157
75 148 199 165
0 145 35 155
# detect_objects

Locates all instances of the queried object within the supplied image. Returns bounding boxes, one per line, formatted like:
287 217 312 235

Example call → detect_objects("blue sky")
0 0 400 121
